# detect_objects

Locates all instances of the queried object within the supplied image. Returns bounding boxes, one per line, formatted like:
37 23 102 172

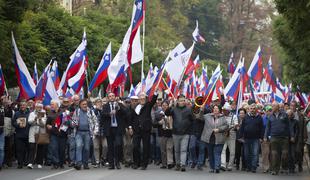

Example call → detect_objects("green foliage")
0 0 228 90
273 1 310 92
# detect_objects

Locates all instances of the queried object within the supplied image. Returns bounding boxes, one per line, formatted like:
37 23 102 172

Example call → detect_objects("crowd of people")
0 91 309 176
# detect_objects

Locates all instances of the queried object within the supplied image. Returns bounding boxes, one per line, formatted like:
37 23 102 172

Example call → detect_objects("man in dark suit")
131 90 158 170
101 92 128 169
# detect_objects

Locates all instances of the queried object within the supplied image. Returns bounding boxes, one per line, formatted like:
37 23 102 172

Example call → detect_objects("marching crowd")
0 90 310 176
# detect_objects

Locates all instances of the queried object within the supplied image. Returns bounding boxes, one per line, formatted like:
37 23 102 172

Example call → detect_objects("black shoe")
17 165 23 169
108 165 115 170
84 164 90 170
116 164 121 169
59 165 65 169
251 170 256 173
132 164 139 169
175 164 181 171
167 164 174 169
236 166 240 170
51 165 59 169
209 169 215 173
181 166 186 172
197 165 203 170
298 166 303 172
215 169 220 173
155 161 161 166
160 166 167 169
190 163 196 169
74 165 81 170
68 163 75 167
140 166 147 170
220 166 226 171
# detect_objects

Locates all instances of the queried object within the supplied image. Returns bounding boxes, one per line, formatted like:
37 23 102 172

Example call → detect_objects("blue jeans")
197 140 207 166
188 135 197 165
0 132 4 166
50 134 66 166
244 139 260 171
206 143 224 170
67 136 76 163
150 131 161 162
75 131 91 166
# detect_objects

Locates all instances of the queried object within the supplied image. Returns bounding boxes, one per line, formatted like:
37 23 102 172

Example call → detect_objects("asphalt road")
0 164 309 180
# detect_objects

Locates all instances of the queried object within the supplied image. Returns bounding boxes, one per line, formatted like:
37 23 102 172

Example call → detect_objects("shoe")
27 163 33 169
59 165 65 169
197 165 203 170
251 170 256 173
104 162 110 166
116 164 121 169
181 165 186 172
74 165 81 170
155 161 161 166
68 163 75 167
175 164 181 171
93 164 99 168
298 166 303 172
270 171 278 175
220 166 226 171
190 163 196 169
84 164 90 170
37 164 43 169
227 167 232 171
209 169 215 173
215 169 220 173
52 165 59 170
108 165 115 170
132 164 139 169
140 166 147 170
241 167 246 171
289 169 295 174
167 164 174 169
160 166 167 169
17 165 23 169
236 166 240 170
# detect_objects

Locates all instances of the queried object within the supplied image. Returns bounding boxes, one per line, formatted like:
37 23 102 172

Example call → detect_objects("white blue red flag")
247 46 263 82
35 60 52 100
50 61 60 90
12 33 36 100
192 20 205 43
227 52 235 74
59 30 87 94
89 42 112 92
0 64 7 96
43 72 59 106
127 0 145 83
68 58 86 94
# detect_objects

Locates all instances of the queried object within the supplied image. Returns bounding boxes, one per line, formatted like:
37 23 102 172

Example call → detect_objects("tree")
273 0 310 92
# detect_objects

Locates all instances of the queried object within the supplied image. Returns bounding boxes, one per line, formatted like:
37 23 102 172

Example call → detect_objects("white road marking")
34 168 74 180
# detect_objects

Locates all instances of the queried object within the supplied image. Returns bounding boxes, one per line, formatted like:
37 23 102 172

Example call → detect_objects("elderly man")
239 100 264 173
220 102 238 171
131 91 158 170
264 102 293 175
72 99 98 170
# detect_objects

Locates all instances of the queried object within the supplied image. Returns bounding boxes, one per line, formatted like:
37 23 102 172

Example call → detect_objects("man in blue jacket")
239 100 264 173
264 102 294 175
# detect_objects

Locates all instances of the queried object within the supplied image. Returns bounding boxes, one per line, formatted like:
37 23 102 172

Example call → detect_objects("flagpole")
162 78 176 99
141 5 146 84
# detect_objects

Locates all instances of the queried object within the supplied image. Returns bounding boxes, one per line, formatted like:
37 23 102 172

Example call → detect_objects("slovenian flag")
89 42 112 92
12 32 36 100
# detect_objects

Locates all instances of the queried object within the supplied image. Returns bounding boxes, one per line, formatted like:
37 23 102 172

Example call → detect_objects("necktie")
112 103 116 125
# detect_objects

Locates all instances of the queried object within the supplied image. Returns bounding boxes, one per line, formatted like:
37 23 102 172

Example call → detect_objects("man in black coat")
101 92 128 169
131 91 158 170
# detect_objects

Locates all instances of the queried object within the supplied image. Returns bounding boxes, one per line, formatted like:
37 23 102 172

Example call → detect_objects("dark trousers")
106 127 123 167
270 137 289 172
133 131 150 167
4 135 14 166
235 140 246 169
15 137 28 166
288 142 297 171
28 143 46 165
